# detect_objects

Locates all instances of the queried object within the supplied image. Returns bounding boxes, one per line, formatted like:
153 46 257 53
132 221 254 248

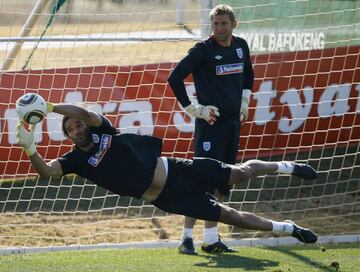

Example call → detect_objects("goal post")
0 0 51 71
0 0 359 250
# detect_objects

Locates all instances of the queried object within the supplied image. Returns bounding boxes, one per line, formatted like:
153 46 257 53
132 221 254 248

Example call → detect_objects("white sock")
203 227 219 245
180 228 193 243
271 221 294 234
276 162 294 174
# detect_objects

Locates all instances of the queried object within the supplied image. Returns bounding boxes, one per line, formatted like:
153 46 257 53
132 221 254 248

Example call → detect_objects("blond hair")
209 4 236 22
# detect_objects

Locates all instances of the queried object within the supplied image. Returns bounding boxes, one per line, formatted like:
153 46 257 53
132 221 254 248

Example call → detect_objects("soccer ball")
16 93 47 124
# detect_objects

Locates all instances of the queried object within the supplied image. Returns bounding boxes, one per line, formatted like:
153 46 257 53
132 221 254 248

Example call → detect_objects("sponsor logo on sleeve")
216 63 243 75
88 134 112 167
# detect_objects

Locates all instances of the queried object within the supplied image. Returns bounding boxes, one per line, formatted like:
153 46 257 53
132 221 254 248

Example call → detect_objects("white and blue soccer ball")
16 93 47 124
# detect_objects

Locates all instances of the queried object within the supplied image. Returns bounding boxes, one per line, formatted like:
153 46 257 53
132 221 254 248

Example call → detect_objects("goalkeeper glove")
240 89 251 123
184 103 220 125
46 102 54 113
16 121 36 157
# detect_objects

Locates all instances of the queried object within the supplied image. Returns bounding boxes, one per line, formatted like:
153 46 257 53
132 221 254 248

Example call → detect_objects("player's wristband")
184 103 197 116
25 143 36 157
242 89 251 103
46 102 54 113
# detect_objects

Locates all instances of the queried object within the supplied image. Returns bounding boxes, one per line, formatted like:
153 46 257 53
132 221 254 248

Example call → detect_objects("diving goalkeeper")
16 103 318 244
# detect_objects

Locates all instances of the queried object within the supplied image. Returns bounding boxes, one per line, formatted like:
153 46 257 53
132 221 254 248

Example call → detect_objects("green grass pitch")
1 243 359 272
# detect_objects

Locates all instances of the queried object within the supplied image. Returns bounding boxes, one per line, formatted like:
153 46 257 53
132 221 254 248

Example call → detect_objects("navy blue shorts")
194 119 240 195
194 119 240 164
151 157 231 222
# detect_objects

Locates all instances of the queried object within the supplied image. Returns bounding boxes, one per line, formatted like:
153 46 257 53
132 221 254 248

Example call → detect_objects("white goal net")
0 0 359 249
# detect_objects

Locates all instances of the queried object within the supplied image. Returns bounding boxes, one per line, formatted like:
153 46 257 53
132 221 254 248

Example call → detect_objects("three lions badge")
203 141 211 152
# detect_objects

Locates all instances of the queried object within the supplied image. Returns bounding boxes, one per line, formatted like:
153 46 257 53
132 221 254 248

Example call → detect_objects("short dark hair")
209 4 236 22
62 116 70 137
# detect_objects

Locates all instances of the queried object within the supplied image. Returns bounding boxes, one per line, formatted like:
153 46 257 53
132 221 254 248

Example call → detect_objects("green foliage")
222 0 360 48
223 0 359 28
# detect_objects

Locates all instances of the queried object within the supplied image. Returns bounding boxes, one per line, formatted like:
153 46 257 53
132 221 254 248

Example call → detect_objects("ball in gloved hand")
16 93 47 124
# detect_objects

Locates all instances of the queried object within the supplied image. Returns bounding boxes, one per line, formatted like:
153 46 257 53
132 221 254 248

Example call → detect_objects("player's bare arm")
16 122 63 178
50 103 102 127
29 155 63 178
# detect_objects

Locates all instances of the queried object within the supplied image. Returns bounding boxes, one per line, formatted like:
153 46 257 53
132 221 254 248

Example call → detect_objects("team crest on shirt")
88 134 112 167
236 48 243 59
203 141 211 151
92 134 100 144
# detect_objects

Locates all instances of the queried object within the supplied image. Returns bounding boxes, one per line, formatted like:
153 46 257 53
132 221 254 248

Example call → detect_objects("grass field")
1 243 359 272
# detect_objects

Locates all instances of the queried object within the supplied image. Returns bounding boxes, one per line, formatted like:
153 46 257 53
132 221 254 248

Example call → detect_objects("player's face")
211 14 236 46
65 118 92 148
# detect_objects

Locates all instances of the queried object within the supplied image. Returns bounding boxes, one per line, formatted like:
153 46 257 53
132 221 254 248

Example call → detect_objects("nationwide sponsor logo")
216 63 243 75
88 134 112 167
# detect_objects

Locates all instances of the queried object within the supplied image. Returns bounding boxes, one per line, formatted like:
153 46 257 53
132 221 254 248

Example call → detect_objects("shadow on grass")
271 246 334 272
193 253 278 270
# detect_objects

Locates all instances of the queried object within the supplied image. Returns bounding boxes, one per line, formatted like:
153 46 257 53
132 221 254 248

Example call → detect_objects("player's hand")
15 121 36 156
184 103 220 125
240 89 251 123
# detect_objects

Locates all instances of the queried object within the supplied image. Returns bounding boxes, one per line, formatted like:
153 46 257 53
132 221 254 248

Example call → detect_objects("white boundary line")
1 234 359 255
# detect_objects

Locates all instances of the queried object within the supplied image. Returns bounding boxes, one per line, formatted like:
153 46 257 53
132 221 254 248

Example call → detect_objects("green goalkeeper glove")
46 102 54 113
16 121 36 157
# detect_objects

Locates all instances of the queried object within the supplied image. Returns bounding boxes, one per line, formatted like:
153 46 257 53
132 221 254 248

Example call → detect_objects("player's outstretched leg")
229 160 317 185
228 160 318 186
218 205 318 244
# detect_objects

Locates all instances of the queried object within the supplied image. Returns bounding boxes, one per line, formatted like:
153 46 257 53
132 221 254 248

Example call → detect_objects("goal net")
0 0 359 249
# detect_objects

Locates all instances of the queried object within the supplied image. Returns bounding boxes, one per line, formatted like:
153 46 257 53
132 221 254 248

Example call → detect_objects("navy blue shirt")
58 116 162 198
168 35 254 123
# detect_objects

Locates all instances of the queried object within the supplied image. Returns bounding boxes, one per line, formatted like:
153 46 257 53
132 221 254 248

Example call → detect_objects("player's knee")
229 163 254 184
241 159 261 177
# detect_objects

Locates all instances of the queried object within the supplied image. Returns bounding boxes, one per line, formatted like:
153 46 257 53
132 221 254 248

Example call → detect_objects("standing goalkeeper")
168 4 253 254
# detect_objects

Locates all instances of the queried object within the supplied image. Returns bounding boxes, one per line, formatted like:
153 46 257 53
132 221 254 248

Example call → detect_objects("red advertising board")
1 46 359 177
